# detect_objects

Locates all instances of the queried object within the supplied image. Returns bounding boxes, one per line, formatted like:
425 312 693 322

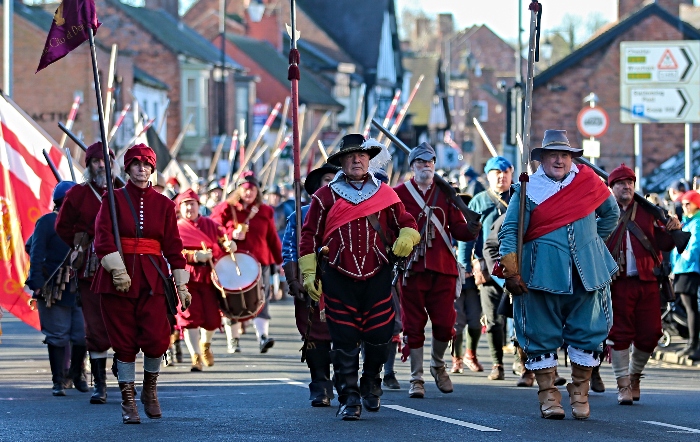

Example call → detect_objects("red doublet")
299 185 417 280
393 179 475 275
55 182 105 280
176 216 225 330
606 203 674 353
210 202 282 265
92 181 187 297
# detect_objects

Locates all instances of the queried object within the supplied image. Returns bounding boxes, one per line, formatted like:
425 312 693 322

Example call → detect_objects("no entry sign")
577 107 609 138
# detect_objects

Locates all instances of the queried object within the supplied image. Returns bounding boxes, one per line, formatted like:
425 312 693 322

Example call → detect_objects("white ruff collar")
526 163 579 205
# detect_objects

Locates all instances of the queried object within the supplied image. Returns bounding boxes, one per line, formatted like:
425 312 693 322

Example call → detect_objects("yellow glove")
101 252 131 292
391 227 421 258
299 253 322 302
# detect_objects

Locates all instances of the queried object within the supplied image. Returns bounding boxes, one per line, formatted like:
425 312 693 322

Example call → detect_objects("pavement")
2 297 700 441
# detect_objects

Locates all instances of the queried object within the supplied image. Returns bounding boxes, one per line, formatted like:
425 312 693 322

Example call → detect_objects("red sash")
323 184 401 242
524 165 611 242
121 238 161 255
177 218 215 250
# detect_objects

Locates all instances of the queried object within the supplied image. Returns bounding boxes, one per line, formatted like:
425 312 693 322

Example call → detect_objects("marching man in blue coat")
498 130 619 420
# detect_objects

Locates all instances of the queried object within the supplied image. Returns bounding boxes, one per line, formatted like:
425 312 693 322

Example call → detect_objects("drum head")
213 252 261 292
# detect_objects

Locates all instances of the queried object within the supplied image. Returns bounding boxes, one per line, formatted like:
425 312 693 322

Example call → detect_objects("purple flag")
36 0 101 73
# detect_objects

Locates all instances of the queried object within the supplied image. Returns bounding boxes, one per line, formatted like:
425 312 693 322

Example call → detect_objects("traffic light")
505 85 523 146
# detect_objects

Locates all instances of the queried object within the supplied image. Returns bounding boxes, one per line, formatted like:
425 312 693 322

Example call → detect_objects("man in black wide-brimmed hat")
299 134 419 421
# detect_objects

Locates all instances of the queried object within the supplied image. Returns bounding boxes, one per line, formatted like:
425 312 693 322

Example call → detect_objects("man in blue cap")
456 156 513 382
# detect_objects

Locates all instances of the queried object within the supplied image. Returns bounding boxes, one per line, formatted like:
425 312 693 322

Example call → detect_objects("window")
474 100 488 122
334 73 350 98
183 74 208 137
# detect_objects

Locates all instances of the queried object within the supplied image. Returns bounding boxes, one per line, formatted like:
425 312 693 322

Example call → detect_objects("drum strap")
121 188 179 316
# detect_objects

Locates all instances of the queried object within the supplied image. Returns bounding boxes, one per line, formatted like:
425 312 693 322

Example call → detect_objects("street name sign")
620 41 700 123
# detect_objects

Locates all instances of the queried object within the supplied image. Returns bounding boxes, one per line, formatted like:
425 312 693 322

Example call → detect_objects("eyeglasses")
414 159 435 166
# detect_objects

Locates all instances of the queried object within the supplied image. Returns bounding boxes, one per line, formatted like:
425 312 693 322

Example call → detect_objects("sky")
396 0 698 42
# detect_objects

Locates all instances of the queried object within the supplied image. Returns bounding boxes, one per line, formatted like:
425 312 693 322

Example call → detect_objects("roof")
296 0 391 71
134 66 169 90
225 33 342 109
12 0 52 32
107 0 242 70
534 3 700 87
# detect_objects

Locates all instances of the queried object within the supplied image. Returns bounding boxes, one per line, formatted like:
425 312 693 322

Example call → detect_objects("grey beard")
93 174 107 188
415 170 434 184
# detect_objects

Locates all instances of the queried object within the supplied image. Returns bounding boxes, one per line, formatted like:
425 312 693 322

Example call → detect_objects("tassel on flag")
36 0 101 72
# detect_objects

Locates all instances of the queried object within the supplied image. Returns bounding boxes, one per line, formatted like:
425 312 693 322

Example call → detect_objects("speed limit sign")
577 107 609 138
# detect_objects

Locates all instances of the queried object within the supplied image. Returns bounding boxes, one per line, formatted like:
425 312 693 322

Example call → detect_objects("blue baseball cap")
484 156 513 174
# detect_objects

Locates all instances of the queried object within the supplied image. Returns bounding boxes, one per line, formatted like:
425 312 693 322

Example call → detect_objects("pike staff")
517 0 541 272
288 0 303 255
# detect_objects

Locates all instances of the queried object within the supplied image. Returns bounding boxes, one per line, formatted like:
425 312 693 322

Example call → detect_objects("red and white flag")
0 93 72 329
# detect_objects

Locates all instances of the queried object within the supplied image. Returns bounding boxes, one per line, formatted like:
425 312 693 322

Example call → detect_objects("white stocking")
183 328 201 357
200 328 215 344
253 317 269 339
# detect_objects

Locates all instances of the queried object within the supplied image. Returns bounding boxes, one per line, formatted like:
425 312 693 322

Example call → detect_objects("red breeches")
100 284 171 363
79 279 111 352
400 271 457 348
294 296 332 343
176 281 221 331
608 276 662 354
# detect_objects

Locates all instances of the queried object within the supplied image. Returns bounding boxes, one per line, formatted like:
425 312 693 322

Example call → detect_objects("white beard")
415 169 434 184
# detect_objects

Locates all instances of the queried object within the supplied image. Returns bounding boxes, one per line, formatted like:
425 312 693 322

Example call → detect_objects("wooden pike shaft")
208 134 228 179
362 103 378 138
353 83 366 132
222 130 239 196
272 97 291 158
234 102 282 181
104 44 118 135
300 111 331 163
376 89 401 143
108 104 131 142
58 95 81 149
388 75 424 137
473 118 498 158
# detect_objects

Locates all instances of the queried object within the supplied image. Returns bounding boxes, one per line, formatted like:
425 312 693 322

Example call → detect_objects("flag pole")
288 0 302 254
88 28 122 258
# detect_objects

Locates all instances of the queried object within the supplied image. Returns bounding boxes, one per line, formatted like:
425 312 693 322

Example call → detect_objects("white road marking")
643 421 700 434
385 405 500 432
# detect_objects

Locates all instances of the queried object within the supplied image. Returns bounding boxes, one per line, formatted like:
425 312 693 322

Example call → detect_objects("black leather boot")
306 342 334 407
90 357 108 404
68 345 89 393
330 348 362 420
360 341 390 412
47 344 66 396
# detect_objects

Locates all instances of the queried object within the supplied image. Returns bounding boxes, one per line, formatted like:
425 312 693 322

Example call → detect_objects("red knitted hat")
84 141 115 164
608 163 636 187
124 144 156 174
175 188 199 206
682 190 700 208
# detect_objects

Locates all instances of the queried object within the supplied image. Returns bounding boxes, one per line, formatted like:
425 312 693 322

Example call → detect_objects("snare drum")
212 252 264 322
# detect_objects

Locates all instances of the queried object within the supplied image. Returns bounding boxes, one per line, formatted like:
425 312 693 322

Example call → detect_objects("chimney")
438 13 454 38
245 1 282 52
145 0 179 20
619 0 693 19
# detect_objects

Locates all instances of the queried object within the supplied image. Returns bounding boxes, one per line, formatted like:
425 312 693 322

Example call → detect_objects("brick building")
532 0 699 179
0 0 134 160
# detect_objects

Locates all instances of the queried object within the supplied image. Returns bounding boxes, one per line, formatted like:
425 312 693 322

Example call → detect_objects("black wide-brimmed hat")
304 163 339 195
531 130 583 161
326 134 382 167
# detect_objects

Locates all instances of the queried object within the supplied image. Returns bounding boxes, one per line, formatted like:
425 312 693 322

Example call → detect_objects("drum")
212 252 264 322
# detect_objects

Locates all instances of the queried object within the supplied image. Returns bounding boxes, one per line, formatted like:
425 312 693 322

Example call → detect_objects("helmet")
52 181 77 202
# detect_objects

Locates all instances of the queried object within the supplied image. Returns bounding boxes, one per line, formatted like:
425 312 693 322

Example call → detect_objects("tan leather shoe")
408 380 425 398
430 366 454 393
119 382 141 424
617 376 634 405
450 356 464 374
487 364 505 380
465 350 484 372
629 373 641 401
534 368 565 419
567 364 592 419
140 371 162 419
200 342 215 367
191 354 203 372
517 369 535 387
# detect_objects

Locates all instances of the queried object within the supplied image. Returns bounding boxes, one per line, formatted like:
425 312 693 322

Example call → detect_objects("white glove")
173 269 191 311
194 249 213 263
222 238 237 253
101 252 131 292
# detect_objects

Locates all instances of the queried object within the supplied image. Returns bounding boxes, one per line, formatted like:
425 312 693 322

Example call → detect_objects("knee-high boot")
47 344 66 396
90 357 108 404
330 348 362 420
68 345 89 392
567 363 592 420
306 342 334 407
534 367 565 419
360 341 389 412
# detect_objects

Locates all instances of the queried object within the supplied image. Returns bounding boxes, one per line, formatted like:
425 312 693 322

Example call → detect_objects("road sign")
582 139 600 158
620 41 700 123
577 107 609 138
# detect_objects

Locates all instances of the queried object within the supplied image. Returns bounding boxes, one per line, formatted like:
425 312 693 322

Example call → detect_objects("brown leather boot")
629 373 642 401
200 342 215 367
516 348 534 387
567 364 592 419
590 365 605 392
119 382 141 424
464 350 484 372
140 371 162 419
534 367 565 419
616 376 633 405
